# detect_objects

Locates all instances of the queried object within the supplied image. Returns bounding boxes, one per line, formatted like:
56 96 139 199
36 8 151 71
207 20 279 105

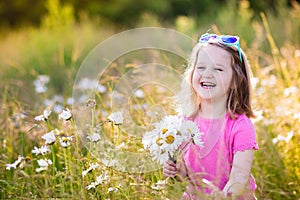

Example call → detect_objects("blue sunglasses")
198 33 242 62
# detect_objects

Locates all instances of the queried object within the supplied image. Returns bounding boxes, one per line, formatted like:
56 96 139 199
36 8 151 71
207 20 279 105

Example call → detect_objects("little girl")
163 33 259 199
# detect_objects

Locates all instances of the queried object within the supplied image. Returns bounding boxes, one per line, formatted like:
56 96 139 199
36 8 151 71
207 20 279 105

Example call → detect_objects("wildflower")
95 173 109 184
32 145 50 155
66 97 74 105
151 180 167 190
108 111 123 125
87 133 101 142
108 187 119 193
101 158 117 167
86 172 109 190
82 163 100 177
97 84 107 93
78 78 98 90
59 136 73 147
6 155 24 170
34 109 52 121
86 182 97 190
272 131 294 144
142 115 203 164
36 159 52 172
134 89 145 98
58 108 72 121
284 86 298 97
54 128 66 136
33 75 50 93
42 130 56 145
250 77 259 88
86 99 96 109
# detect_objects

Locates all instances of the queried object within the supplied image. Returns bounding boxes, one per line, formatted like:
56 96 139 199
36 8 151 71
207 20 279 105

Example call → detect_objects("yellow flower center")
162 128 168 134
156 137 164 146
165 135 175 144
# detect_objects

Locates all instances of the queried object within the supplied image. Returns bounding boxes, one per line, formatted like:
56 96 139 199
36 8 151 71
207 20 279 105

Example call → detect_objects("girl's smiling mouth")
200 81 216 89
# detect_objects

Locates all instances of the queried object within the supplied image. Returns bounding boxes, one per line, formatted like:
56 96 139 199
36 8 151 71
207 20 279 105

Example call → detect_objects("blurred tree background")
0 0 298 29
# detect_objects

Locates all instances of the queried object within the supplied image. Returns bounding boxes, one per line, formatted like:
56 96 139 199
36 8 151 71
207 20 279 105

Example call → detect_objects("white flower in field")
37 159 52 167
86 182 97 190
33 75 50 93
87 133 101 142
284 86 298 97
86 172 109 190
97 84 107 93
151 179 167 190
6 155 24 170
66 97 74 105
42 130 56 145
95 172 109 184
272 131 294 144
134 89 145 98
261 75 277 87
250 77 259 88
108 111 123 125
59 136 73 148
36 159 52 172
78 78 98 90
294 112 300 121
108 187 119 193
101 158 117 167
34 109 52 121
32 145 50 155
58 108 72 121
142 115 203 164
82 163 100 177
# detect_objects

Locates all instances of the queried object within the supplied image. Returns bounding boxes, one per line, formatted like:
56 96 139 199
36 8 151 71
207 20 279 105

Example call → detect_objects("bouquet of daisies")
142 115 204 164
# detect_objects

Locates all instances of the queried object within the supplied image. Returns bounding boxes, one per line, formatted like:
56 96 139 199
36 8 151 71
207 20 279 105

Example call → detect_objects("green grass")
0 3 300 199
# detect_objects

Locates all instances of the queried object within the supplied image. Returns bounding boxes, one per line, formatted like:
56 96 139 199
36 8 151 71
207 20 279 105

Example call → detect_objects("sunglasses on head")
198 33 242 62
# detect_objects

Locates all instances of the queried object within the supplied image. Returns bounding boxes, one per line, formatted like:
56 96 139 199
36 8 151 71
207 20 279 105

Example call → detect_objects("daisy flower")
82 163 100 177
87 133 101 142
134 89 145 98
34 109 52 121
86 172 109 190
6 155 24 170
108 111 123 125
58 108 72 121
108 187 119 193
36 159 52 172
33 75 50 93
151 180 167 190
59 136 73 147
41 130 56 145
32 145 50 155
142 115 203 164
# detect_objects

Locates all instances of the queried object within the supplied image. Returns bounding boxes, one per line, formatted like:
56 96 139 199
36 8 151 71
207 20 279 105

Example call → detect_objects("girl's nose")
202 68 213 78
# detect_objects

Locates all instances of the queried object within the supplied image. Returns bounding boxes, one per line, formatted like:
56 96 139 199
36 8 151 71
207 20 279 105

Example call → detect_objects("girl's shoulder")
226 113 255 133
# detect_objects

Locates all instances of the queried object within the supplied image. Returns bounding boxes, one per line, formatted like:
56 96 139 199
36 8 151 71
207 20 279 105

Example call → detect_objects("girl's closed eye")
214 67 224 72
197 66 206 70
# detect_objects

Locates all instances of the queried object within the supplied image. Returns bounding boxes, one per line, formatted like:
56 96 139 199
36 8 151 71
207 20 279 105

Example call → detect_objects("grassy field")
0 2 299 200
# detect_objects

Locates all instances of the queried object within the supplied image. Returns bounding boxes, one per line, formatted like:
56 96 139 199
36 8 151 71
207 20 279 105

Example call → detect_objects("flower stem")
51 145 56 188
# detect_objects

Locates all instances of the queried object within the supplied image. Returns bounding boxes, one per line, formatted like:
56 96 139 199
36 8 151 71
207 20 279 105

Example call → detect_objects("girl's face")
192 45 233 102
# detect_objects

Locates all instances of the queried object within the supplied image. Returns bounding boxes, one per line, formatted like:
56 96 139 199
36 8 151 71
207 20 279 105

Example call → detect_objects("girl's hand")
163 160 177 178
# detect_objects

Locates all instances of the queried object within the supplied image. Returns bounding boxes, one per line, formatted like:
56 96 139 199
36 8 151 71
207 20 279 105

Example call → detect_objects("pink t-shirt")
182 113 259 197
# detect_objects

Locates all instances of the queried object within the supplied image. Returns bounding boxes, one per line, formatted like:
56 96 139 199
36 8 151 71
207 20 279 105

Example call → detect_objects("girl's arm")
223 149 255 198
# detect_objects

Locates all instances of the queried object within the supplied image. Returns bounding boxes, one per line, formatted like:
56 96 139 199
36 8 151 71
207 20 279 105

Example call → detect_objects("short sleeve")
231 115 259 154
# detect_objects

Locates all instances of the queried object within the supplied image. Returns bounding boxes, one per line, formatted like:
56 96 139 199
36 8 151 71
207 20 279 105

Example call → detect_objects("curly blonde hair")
176 41 255 119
